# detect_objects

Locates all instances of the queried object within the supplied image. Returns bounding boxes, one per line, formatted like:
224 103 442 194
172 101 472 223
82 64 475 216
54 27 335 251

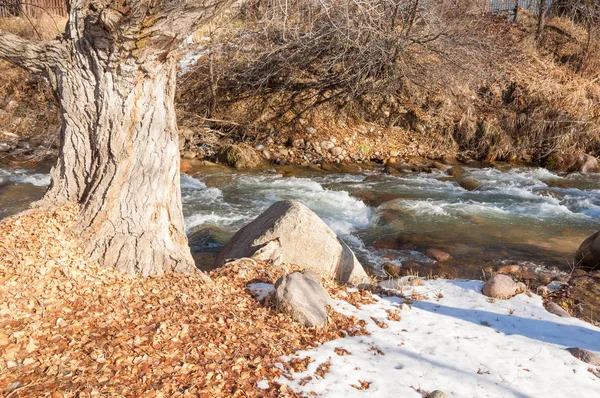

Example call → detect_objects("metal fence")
488 0 553 14
0 0 67 18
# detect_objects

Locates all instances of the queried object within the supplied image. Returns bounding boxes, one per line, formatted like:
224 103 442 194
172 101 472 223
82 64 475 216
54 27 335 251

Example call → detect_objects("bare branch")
0 30 63 74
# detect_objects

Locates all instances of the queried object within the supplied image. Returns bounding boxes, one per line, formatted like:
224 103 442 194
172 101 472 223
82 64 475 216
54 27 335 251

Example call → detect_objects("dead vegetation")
0 15 65 166
177 1 600 162
0 206 368 397
0 3 599 164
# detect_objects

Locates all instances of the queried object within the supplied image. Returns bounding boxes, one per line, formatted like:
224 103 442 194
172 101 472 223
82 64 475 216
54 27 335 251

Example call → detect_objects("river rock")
426 249 451 262
482 274 526 299
566 348 600 365
329 147 343 156
321 141 335 150
216 144 263 169
544 153 599 174
432 161 449 171
546 302 571 318
457 177 481 191
446 166 464 178
575 230 600 270
216 200 369 284
383 262 401 278
274 272 333 327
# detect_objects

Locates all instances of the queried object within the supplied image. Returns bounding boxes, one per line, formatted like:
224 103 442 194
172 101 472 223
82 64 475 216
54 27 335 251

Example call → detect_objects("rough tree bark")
0 0 232 276
536 0 548 41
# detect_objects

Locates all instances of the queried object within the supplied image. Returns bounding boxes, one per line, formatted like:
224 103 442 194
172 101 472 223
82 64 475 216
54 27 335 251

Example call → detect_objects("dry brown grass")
177 8 600 162
0 14 65 41
0 16 65 166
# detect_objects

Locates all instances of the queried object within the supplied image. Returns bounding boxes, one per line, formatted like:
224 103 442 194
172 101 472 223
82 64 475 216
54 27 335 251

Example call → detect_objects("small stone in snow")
400 303 411 311
567 348 600 365
546 302 571 318
482 274 526 299
428 390 448 398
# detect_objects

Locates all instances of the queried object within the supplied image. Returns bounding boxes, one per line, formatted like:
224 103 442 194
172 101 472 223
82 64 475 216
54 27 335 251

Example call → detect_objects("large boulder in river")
575 231 600 270
274 272 333 327
482 274 526 299
216 200 369 284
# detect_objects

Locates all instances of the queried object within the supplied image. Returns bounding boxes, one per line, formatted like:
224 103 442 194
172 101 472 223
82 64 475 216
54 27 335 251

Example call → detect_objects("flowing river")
1 164 599 278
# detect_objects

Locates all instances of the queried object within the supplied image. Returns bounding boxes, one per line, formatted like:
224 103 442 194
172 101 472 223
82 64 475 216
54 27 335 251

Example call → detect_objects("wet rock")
431 161 449 171
457 177 481 191
383 262 401 278
482 274 526 299
546 302 571 318
543 179 581 189
274 272 333 327
180 159 193 173
216 144 263 169
543 153 599 174
447 166 464 178
575 230 600 270
427 391 448 398
566 348 600 365
426 249 451 262
188 226 230 252
216 200 369 284
535 189 563 200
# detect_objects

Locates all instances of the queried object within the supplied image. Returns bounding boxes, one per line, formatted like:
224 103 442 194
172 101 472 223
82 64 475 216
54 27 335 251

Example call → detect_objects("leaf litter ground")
0 206 368 397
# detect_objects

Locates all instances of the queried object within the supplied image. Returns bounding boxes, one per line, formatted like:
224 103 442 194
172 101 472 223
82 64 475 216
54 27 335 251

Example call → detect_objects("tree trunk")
536 0 548 42
43 54 194 275
0 0 234 277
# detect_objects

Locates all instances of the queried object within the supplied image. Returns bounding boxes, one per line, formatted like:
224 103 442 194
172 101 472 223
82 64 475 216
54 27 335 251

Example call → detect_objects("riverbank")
1 11 599 171
1 201 599 397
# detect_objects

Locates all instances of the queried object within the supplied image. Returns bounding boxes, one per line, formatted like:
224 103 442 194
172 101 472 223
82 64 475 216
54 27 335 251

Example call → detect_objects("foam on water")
0 169 50 186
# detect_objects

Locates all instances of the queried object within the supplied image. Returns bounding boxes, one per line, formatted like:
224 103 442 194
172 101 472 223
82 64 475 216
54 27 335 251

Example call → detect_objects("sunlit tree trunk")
0 0 232 276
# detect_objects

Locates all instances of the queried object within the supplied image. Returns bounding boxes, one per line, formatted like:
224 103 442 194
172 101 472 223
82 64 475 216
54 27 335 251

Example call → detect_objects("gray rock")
330 147 343 156
277 148 289 157
275 272 333 327
546 302 571 318
216 200 369 284
321 141 335 150
546 280 568 293
427 391 448 398
482 274 526 299
305 127 317 135
567 348 600 365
